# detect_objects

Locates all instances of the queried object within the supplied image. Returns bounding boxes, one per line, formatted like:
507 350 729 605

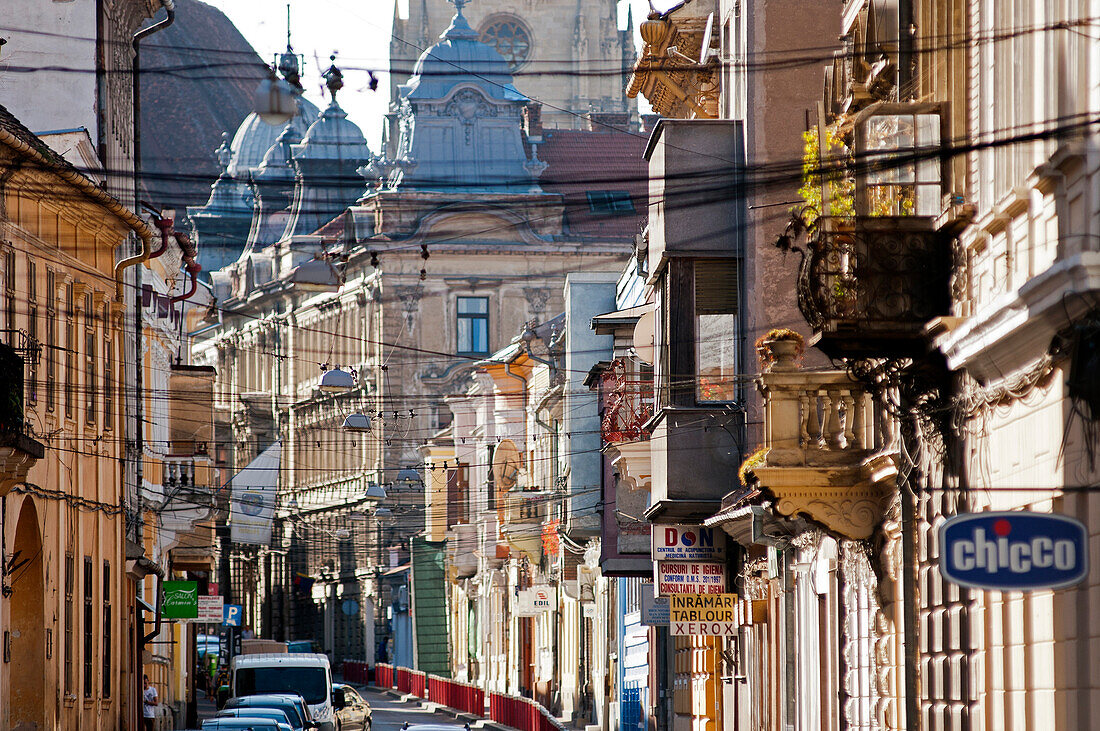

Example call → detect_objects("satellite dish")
492 439 523 490
633 310 655 365
699 13 715 65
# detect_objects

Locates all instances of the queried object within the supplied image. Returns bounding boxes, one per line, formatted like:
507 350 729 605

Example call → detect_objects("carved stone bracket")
0 434 45 498
607 440 652 492
754 453 898 540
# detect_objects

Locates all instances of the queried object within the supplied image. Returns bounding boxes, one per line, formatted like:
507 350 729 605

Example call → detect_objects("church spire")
322 55 344 102
441 0 479 41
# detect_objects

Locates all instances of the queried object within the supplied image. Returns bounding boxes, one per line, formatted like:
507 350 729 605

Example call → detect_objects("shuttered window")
695 260 739 403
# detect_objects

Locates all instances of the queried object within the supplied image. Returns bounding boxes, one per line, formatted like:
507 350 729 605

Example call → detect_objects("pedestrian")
142 674 159 731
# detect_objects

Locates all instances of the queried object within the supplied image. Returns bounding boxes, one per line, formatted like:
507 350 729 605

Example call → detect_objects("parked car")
331 683 372 731
217 707 295 729
231 653 335 731
223 693 316 730
201 719 286 731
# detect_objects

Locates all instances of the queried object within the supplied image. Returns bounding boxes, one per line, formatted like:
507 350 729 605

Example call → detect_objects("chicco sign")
940 512 1089 591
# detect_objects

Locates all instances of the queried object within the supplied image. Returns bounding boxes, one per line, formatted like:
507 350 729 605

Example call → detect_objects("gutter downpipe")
127 1 175 568
170 232 203 303
117 0 175 299
140 558 167 646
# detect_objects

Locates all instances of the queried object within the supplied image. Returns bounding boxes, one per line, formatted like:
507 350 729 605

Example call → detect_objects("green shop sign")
162 581 198 619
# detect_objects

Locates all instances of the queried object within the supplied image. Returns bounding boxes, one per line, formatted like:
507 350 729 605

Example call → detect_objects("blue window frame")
457 297 489 356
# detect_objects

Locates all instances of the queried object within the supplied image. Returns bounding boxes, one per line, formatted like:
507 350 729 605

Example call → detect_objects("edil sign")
652 525 726 561
940 511 1088 591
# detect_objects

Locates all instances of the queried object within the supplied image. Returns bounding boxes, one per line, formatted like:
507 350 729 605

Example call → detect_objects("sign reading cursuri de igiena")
939 511 1089 591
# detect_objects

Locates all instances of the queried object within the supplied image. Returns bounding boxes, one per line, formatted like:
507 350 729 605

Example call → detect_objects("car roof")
231 653 330 668
202 719 285 730
219 709 291 718
231 694 306 703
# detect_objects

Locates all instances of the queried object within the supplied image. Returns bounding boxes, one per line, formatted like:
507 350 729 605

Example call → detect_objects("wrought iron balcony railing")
600 358 654 443
797 216 950 359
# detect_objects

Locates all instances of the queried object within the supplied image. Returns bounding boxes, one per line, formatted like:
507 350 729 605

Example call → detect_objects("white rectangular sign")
230 441 282 545
652 525 726 561
515 586 554 616
195 595 224 623
655 561 727 595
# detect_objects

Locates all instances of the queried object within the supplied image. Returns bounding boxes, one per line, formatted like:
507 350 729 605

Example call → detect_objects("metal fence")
369 663 564 731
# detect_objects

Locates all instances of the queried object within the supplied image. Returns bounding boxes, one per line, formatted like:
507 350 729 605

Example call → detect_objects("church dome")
294 99 371 162
402 6 526 102
227 95 319 177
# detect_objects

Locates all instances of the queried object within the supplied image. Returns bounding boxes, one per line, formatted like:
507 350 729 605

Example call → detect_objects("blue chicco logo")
940 512 1089 591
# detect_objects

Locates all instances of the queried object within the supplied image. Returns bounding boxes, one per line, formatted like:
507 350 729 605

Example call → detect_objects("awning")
591 304 651 334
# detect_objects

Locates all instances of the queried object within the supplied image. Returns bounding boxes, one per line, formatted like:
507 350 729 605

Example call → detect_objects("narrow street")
191 688 475 731
356 689 473 731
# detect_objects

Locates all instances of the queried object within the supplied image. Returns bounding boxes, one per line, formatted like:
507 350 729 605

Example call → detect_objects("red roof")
536 128 649 240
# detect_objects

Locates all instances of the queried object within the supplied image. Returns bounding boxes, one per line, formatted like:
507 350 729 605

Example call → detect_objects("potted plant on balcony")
755 328 805 371
738 447 769 487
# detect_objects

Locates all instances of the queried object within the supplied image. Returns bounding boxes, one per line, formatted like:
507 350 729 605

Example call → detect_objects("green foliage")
797 124 855 221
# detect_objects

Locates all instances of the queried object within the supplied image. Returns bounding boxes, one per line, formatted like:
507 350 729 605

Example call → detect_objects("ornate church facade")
390 0 638 130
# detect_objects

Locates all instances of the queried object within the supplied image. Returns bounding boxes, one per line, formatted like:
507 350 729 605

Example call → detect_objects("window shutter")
694 260 739 314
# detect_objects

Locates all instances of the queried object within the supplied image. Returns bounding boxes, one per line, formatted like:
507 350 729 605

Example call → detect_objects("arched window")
478 16 532 71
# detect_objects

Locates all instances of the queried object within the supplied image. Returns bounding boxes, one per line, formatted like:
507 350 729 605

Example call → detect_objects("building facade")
0 103 148 731
390 0 638 131
193 4 643 669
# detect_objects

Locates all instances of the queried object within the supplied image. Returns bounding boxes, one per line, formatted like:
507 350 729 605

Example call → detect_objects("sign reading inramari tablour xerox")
939 511 1089 591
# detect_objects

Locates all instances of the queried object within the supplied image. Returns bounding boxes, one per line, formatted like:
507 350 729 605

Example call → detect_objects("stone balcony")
752 350 899 540
0 430 45 497
500 489 548 563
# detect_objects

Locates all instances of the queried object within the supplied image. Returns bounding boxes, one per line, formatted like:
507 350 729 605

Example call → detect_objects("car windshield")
236 668 328 705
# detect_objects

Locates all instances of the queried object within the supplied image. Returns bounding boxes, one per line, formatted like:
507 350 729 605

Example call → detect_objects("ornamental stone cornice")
753 453 898 540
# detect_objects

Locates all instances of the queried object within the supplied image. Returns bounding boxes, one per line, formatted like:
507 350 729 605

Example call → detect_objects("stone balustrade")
753 344 899 539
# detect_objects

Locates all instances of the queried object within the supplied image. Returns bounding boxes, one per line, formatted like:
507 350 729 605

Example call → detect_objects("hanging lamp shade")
255 72 297 126
364 483 388 501
341 412 372 432
321 368 356 392
396 467 422 485
373 506 395 525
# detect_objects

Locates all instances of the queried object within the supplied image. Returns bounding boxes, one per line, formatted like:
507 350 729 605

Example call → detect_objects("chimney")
523 103 543 142
585 112 631 132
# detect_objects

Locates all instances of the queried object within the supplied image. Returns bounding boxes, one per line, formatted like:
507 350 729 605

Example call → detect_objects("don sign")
940 511 1088 591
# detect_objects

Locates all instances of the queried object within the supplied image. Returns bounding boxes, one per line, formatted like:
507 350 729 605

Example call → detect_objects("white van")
230 652 335 731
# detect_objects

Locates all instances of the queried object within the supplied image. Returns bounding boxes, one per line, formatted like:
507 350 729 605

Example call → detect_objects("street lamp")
320 368 356 393
254 67 297 126
364 483 388 501
341 412 372 432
